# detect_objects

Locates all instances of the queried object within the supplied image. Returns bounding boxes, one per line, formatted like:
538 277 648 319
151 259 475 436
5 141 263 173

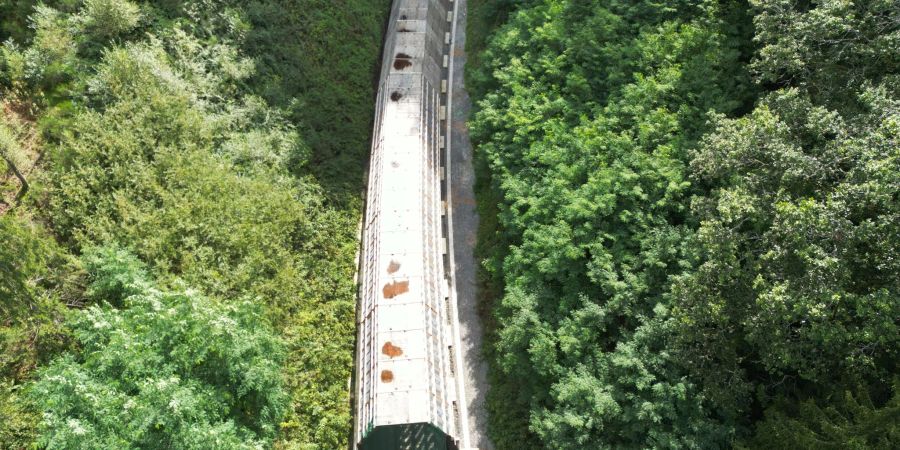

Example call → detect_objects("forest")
468 0 899 448
1 0 898 449
0 0 389 448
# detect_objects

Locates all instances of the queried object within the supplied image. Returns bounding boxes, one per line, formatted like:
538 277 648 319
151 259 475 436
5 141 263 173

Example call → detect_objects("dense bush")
745 380 900 450
0 214 73 447
469 0 754 447
469 0 899 448
1 0 390 448
31 246 288 449
675 87 900 414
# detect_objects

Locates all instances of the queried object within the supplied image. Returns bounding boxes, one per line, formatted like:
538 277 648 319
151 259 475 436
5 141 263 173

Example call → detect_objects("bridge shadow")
237 0 394 207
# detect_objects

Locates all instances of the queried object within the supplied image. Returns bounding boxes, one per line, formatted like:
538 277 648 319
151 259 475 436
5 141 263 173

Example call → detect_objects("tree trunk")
2 154 28 204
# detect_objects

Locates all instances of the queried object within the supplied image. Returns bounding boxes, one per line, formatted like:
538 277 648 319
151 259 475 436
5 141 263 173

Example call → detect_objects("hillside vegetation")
0 0 389 448
468 0 900 448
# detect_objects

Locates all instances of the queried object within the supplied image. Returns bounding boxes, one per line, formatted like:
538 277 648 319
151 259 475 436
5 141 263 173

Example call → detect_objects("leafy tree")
676 88 900 392
0 0 41 42
38 22 357 448
0 379 38 448
77 0 141 40
0 214 74 448
751 0 899 109
671 0 900 433
469 0 898 447
0 213 48 319
21 5 79 98
0 40 26 90
30 246 288 449
0 212 75 343
80 244 148 306
469 0 755 447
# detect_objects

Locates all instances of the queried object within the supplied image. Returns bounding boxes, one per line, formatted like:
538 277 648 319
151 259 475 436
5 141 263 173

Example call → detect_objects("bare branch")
1 153 28 204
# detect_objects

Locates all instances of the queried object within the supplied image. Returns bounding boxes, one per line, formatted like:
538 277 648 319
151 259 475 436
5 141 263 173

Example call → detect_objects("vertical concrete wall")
355 0 462 447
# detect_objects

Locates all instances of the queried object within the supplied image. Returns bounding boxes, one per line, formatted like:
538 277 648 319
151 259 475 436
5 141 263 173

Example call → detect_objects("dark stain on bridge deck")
383 280 410 298
382 342 403 358
393 53 413 70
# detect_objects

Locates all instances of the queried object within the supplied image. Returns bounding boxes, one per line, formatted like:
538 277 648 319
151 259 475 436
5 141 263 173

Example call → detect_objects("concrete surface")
446 0 495 448
353 0 461 445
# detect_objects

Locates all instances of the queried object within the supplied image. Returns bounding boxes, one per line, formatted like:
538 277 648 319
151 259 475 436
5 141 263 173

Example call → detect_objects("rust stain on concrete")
383 280 410 298
382 342 403 358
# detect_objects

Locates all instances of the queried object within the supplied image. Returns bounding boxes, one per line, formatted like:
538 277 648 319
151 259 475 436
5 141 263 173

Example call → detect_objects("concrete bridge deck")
352 1 489 449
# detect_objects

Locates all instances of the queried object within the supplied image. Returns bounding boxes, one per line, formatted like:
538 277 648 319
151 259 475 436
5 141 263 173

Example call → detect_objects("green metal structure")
359 423 459 450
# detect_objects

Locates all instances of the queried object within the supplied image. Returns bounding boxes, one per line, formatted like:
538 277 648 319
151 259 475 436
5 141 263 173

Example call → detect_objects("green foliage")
0 212 76 338
675 88 900 406
41 33 359 449
469 0 899 448
1 0 390 447
81 245 149 306
746 380 900 450
0 1 79 42
751 0 899 109
31 246 288 449
0 380 38 449
0 213 51 318
672 0 899 434
21 5 80 97
469 0 755 447
77 0 141 39
0 40 27 90
0 213 74 448
0 0 39 42
237 0 392 201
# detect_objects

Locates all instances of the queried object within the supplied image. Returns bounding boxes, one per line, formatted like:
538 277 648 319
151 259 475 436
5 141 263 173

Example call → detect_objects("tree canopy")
31 246 288 449
469 0 899 447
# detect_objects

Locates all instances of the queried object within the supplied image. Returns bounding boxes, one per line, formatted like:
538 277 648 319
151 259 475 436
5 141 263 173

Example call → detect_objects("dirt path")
447 1 494 448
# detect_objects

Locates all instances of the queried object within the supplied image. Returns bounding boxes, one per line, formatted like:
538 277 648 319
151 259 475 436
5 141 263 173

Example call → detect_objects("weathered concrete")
353 0 491 447
353 0 460 446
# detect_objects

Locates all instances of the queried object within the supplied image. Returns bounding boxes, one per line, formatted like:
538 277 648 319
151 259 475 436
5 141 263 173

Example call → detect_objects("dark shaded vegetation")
239 0 392 204
468 0 899 448
0 0 390 448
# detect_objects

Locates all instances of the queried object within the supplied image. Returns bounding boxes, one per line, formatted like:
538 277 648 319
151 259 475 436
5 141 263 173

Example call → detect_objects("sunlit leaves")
31 247 288 449
0 0 373 447
78 0 141 39
470 0 755 447
471 0 897 447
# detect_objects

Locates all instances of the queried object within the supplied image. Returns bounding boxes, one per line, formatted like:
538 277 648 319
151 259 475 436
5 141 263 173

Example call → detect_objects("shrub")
30 246 288 449
78 0 141 39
